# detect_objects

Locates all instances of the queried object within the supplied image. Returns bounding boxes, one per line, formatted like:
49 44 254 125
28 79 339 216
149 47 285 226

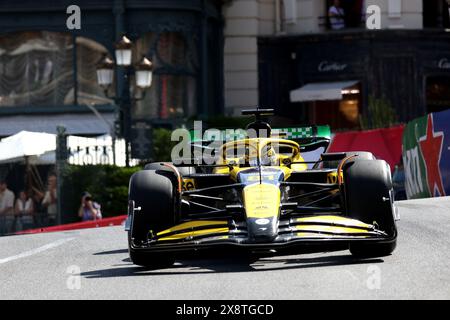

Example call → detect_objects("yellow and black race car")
126 109 398 268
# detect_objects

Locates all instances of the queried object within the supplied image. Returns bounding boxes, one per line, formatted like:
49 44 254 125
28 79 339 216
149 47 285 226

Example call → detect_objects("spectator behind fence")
41 174 57 226
30 187 45 227
78 192 102 222
329 0 345 30
0 180 15 234
14 190 35 232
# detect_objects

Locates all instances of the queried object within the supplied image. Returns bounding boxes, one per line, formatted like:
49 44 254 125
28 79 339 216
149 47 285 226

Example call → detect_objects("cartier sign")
318 61 348 72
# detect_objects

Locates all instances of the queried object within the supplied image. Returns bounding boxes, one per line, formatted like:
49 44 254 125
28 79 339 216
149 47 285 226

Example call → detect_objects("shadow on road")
93 249 128 255
81 251 383 279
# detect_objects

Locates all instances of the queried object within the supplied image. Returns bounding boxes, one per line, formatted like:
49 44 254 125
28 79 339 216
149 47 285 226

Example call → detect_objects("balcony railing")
318 14 366 31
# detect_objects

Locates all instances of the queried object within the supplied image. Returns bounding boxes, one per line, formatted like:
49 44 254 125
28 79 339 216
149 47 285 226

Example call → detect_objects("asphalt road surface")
1 197 449 300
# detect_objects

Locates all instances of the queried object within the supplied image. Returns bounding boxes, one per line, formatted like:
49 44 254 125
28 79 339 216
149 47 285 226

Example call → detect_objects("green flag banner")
402 110 450 199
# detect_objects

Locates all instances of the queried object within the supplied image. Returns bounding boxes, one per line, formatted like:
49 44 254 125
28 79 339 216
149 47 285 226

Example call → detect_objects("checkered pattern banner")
273 127 313 139
192 127 322 142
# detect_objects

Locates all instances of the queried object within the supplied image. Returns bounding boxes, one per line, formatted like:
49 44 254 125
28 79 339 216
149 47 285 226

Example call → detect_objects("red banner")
15 215 127 235
327 125 405 170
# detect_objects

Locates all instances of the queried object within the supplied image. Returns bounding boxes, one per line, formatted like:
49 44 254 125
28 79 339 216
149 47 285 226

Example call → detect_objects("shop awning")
290 80 359 102
0 112 115 137
0 131 56 164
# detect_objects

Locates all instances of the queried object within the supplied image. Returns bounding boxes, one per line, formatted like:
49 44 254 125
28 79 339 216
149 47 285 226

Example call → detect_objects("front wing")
129 215 396 254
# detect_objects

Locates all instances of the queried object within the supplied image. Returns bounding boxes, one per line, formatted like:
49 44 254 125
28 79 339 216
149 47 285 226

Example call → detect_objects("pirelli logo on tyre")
182 179 196 191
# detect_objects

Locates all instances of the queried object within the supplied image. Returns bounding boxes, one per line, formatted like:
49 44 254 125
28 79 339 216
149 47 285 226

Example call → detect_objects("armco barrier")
327 125 405 171
15 215 127 235
402 109 450 199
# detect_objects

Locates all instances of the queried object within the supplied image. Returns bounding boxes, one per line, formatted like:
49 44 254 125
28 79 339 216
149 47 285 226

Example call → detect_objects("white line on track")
0 237 75 265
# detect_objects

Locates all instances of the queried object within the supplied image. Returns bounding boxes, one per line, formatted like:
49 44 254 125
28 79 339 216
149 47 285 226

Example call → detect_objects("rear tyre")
344 160 397 258
128 170 177 268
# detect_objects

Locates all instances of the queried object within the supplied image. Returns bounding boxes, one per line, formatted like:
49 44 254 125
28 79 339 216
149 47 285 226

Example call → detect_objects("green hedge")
359 96 399 130
61 165 142 222
153 128 177 162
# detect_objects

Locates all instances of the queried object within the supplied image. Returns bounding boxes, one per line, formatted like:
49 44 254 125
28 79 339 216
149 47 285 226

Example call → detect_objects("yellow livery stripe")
295 232 370 239
157 220 228 236
158 227 229 241
295 225 369 234
295 216 373 229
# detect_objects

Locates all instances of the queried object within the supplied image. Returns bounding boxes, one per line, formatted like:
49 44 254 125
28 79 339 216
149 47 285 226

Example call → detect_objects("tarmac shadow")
82 251 384 279
93 249 128 255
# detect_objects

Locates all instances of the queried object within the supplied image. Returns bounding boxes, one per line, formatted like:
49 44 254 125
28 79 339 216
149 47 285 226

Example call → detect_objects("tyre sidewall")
128 170 176 243
344 159 397 237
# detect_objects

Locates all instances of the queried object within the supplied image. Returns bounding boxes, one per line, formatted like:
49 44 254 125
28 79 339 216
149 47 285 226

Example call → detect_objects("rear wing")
273 126 331 142
190 125 331 144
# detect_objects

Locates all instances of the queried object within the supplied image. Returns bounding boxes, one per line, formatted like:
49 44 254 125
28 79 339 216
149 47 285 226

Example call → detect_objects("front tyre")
128 170 177 268
349 241 396 258
344 160 397 258
128 231 175 269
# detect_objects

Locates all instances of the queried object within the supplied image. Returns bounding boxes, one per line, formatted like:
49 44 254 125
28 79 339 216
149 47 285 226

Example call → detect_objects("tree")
360 96 398 130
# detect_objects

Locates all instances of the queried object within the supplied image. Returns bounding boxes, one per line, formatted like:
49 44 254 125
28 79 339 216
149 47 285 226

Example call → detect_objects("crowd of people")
0 174 102 235
0 174 58 234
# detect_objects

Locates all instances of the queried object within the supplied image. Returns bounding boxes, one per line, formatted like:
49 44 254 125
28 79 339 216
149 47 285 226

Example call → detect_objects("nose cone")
247 217 278 242
243 183 280 242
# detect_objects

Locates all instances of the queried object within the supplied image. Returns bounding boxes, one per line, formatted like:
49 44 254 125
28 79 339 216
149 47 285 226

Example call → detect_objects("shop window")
426 76 450 113
423 0 450 29
0 32 112 108
132 32 198 120
0 30 201 118
0 31 73 107
325 0 364 30
312 84 361 130
74 37 112 106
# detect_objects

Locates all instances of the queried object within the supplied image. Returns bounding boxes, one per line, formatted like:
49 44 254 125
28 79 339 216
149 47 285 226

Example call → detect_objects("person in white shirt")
329 0 345 30
14 190 35 232
0 180 15 234
41 174 57 226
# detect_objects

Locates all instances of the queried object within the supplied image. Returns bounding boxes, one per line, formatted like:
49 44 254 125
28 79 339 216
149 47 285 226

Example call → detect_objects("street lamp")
135 55 153 89
114 35 133 66
96 55 115 89
95 36 154 167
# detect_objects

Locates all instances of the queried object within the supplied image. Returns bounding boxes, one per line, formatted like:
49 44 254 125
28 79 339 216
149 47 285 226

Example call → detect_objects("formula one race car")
126 109 398 268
